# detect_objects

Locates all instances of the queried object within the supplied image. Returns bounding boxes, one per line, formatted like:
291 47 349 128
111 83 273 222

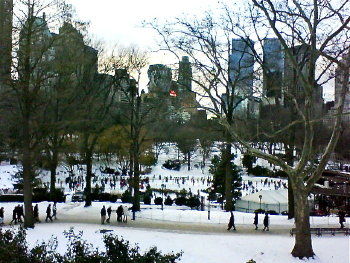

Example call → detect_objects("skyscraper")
147 64 172 94
0 0 13 85
177 56 192 95
229 38 255 98
334 57 350 124
263 38 283 105
228 38 256 118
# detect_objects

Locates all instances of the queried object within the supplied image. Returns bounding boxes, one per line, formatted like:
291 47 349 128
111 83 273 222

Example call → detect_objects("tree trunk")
291 183 315 258
23 126 34 228
84 134 92 207
132 138 140 211
187 152 191 171
84 150 92 207
224 142 233 211
49 148 58 202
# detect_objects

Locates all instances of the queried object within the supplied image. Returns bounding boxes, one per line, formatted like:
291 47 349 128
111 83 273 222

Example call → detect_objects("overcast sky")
64 0 334 99
66 0 216 47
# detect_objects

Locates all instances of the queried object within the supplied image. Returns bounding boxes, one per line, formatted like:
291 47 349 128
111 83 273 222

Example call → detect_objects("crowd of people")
3 202 58 225
100 204 129 224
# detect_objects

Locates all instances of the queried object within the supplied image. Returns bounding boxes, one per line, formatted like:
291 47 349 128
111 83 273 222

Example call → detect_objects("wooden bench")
290 228 349 236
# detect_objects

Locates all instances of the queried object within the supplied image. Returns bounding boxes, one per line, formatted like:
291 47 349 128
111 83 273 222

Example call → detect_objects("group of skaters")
100 205 128 224
2 203 58 225
227 211 270 231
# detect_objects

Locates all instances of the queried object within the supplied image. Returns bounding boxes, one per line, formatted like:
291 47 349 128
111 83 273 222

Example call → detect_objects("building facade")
262 38 284 105
334 58 350 125
0 0 13 86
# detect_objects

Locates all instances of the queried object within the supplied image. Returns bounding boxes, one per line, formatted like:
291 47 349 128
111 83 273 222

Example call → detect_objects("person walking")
253 211 259 230
33 204 41 223
52 202 57 220
101 205 106 224
10 206 18 225
227 211 236 231
18 205 24 223
263 212 269 231
106 206 112 223
339 210 346 228
0 207 4 226
116 205 124 222
46 204 53 222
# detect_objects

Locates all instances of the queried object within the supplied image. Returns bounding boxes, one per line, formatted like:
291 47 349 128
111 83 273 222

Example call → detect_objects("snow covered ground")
0 145 349 263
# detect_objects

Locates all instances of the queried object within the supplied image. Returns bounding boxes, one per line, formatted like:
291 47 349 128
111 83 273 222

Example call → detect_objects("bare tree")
145 0 350 258
0 0 73 228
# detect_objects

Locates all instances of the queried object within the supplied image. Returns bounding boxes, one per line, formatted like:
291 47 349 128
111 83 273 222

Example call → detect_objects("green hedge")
0 194 24 202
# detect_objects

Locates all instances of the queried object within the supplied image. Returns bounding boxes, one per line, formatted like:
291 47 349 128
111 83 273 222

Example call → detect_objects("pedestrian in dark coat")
106 206 112 223
253 212 259 230
101 205 106 224
52 202 57 220
227 211 236 231
339 211 346 228
33 204 40 223
0 207 4 225
18 205 24 223
46 204 53 222
116 205 124 222
10 206 18 225
263 212 269 231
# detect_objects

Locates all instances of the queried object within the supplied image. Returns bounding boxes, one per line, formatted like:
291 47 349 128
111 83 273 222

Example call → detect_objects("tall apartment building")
177 56 192 95
334 58 350 125
262 38 283 105
227 38 256 118
283 44 323 104
147 64 173 94
0 0 13 85
229 38 255 98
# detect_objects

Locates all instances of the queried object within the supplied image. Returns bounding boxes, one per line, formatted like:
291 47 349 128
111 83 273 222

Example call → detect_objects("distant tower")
263 38 283 105
177 56 192 95
147 64 172 94
334 57 350 124
229 38 255 98
228 38 255 117
0 0 13 85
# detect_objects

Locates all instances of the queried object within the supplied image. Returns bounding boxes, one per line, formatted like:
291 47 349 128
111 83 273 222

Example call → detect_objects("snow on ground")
0 200 348 263
0 145 349 263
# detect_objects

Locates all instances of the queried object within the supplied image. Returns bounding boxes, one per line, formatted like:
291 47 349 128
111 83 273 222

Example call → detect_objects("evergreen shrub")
143 194 151 205
186 196 201 209
175 196 187 206
154 197 163 205
164 196 173 206
0 227 183 262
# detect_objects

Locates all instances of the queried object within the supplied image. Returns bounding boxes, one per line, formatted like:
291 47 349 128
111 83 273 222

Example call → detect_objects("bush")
0 227 183 262
99 193 111 202
121 190 132 203
33 188 49 202
267 210 278 215
250 165 271 177
154 197 163 205
110 194 119 203
0 194 24 202
186 196 201 209
274 170 288 178
143 194 151 205
175 196 187 206
164 196 173 206
162 159 181 171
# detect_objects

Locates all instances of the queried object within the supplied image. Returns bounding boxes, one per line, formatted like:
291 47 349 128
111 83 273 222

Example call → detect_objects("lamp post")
208 188 211 220
161 184 165 211
259 195 262 210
